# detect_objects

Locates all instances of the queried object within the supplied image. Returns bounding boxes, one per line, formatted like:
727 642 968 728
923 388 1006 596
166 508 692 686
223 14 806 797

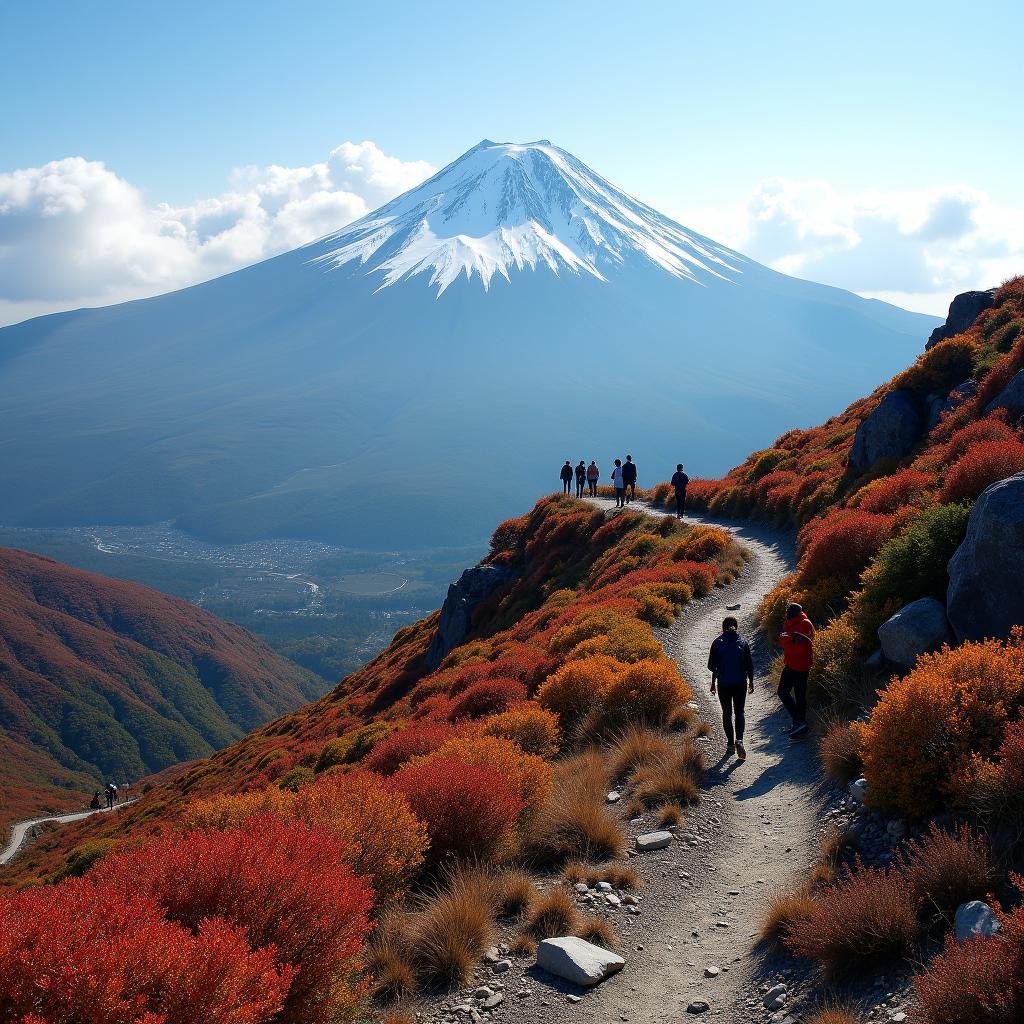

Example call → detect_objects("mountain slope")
0 140 937 548
0 547 324 832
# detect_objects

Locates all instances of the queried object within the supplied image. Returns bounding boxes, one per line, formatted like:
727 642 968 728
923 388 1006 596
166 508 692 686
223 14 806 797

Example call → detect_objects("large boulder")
947 473 1024 642
425 563 515 669
954 901 1001 942
849 390 924 472
984 368 1024 416
877 597 955 668
536 936 625 986
926 289 996 350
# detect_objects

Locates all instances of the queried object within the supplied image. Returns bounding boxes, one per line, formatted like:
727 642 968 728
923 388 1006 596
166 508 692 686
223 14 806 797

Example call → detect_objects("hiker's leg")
793 670 808 724
733 686 748 743
718 689 735 744
777 667 799 723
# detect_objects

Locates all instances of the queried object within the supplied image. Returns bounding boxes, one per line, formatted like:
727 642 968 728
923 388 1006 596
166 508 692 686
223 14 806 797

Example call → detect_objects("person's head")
722 616 739 633
676 463 683 471
785 602 803 620
565 460 570 465
626 454 633 462
614 458 621 466
590 460 596 465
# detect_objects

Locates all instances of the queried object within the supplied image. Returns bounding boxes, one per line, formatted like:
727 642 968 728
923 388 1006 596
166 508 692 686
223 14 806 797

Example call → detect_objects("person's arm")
707 641 718 693
744 641 755 692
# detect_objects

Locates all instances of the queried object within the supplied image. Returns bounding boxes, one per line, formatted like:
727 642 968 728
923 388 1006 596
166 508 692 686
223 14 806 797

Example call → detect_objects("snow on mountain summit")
309 140 747 295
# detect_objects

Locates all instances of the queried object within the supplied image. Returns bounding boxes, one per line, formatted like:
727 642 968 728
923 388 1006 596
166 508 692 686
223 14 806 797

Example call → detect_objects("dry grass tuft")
602 864 640 891
693 720 712 739
819 718 863 785
509 932 537 957
380 1011 417 1024
657 801 684 827
901 823 994 921
805 1007 860 1024
629 740 703 806
366 928 417 1004
760 885 817 945
577 915 619 948
559 859 590 885
668 705 696 732
525 886 582 939
606 725 675 779
494 869 538 920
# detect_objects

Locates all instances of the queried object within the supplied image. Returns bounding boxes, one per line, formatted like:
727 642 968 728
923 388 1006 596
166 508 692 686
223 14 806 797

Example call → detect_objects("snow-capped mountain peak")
309 139 746 295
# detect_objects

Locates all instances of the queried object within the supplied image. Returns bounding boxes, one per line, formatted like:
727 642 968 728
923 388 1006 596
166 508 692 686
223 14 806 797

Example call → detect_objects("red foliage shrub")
798 509 893 582
914 875 1024 1023
923 415 1018 468
431 734 553 812
447 678 528 721
366 721 461 774
0 881 289 1024
389 755 525 862
93 816 372 1024
940 438 1024 503
855 469 934 513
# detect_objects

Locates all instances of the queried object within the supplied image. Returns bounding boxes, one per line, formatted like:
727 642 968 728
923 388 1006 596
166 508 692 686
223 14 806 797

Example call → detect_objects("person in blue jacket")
707 616 755 760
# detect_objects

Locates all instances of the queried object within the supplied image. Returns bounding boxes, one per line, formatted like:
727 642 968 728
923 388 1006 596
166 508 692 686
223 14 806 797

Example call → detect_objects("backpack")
714 635 748 687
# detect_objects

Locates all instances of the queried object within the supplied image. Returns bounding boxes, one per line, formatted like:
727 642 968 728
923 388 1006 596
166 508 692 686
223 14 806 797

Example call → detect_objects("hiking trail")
1 802 136 867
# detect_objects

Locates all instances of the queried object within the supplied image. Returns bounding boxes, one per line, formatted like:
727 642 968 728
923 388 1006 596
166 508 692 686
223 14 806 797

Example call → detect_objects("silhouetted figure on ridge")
671 463 690 518
622 455 637 502
575 460 586 498
611 459 626 508
560 460 573 494
587 460 600 496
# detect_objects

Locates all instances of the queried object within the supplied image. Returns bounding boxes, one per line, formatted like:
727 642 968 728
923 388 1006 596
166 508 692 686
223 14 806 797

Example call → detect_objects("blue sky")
1 0 1022 322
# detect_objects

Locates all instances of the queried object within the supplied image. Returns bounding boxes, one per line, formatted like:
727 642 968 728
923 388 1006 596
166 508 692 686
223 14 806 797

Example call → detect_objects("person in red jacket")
778 602 814 738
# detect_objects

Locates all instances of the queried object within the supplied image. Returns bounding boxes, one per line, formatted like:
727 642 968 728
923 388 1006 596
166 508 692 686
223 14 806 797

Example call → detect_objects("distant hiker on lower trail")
708 616 755 760
778 602 815 738
587 460 600 496
622 455 637 501
611 459 626 508
105 782 117 809
90 791 101 810
560 460 573 494
575 460 586 498
671 463 690 518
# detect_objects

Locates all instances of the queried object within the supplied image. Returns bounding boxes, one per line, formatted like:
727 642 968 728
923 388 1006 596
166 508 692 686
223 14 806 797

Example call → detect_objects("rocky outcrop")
927 379 978 429
849 390 924 472
926 289 996 350
947 473 1024 642
877 597 955 668
984 368 1024 416
536 936 625 986
955 901 1001 942
425 563 516 669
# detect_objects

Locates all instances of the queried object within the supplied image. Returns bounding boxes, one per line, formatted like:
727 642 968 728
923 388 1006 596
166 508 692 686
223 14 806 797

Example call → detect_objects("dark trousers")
562 479 571 493
626 481 636 501
718 685 747 743
588 480 598 496
576 480 585 497
675 489 686 517
778 666 808 725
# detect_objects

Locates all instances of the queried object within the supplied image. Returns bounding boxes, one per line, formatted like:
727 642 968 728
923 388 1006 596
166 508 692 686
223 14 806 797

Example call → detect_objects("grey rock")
932 378 978 427
482 993 504 1010
986 367 1024 415
635 830 673 852
483 946 501 963
536 936 625 987
926 289 996 349
705 966 720 977
849 777 869 804
877 597 955 668
491 960 512 974
948 474 1024 642
474 987 494 999
567 994 582 1004
849 390 923 472
686 1001 710 1014
596 881 613 892
606 790 621 803
426 564 516 669
955 900 1001 942
605 892 622 907
574 882 589 894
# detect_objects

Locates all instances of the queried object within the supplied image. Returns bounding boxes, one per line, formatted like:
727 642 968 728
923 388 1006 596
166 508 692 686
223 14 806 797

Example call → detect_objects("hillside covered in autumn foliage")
0 547 324 833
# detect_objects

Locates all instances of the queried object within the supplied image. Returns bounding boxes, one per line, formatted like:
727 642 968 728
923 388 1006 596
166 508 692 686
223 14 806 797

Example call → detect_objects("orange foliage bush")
597 658 692 730
536 654 622 729
672 524 732 563
389 755 525 863
92 816 373 1024
432 734 552 813
550 606 662 663
447 678 527 720
940 438 1024 503
856 630 1024 817
483 702 561 756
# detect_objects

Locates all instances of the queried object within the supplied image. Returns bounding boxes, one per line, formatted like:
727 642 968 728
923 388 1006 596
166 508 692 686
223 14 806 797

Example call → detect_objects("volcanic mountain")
0 140 937 548
0 547 323 831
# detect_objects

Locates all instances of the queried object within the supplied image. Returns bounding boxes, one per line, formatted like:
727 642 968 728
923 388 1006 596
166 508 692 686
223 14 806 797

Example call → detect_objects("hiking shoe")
736 741 746 760
726 742 735 754
789 722 809 739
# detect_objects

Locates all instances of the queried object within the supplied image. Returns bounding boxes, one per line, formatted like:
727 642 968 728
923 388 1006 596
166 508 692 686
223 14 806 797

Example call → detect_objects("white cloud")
677 180 1024 316
0 142 435 325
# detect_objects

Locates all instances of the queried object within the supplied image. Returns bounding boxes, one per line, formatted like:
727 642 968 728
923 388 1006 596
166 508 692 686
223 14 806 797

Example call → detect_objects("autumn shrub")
798 509 893 584
804 1007 860 1024
784 860 918 974
914 876 1024 1024
854 468 934 514
317 721 395 771
551 606 662 663
446 678 528 721
807 615 863 703
49 837 116 883
182 785 298 831
924 415 1019 470
819 718 863 784
536 654 622 730
594 658 692 731
365 721 461 775
856 630 1024 817
606 723 676 779
525 886 581 939
482 702 561 756
672 524 732 563
389 755 525 863
760 885 817 945
293 770 429 901
431 734 553 814
901 823 993 921
0 881 290 1024
277 765 316 791
941 438 1024 503
92 816 373 1024
629 740 703 806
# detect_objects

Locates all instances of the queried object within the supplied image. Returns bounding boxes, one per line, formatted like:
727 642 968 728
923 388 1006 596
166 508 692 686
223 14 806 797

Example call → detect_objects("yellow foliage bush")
182 786 297 831
536 655 624 729
597 658 693 730
431 734 553 813
856 630 1024 817
808 615 864 702
483 703 561 757
551 607 662 663
632 581 693 627
671 525 732 563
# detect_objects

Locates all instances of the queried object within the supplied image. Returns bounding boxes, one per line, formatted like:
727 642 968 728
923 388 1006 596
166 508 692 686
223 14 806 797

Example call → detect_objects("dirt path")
474 500 829 1024
1 801 136 867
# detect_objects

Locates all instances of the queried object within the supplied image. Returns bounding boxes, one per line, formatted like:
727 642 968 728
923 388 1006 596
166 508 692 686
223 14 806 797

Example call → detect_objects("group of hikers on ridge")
707 602 814 760
90 781 127 810
559 457 690 516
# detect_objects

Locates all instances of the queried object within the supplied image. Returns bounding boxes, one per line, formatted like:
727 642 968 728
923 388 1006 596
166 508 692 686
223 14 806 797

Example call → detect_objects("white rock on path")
955 900 1001 942
848 777 869 804
635 830 673 851
536 936 625 987
607 791 621 803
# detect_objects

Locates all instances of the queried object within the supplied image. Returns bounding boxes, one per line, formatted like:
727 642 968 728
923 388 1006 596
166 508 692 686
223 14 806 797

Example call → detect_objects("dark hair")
677 463 683 470
722 616 739 631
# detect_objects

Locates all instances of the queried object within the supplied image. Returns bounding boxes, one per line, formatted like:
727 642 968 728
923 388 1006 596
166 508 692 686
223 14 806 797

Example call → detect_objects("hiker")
575 460 587 498
611 458 626 508
559 460 573 494
90 791 101 810
670 463 690 518
778 602 815 738
105 782 117 809
708 616 755 760
586 460 600 496
622 455 637 502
